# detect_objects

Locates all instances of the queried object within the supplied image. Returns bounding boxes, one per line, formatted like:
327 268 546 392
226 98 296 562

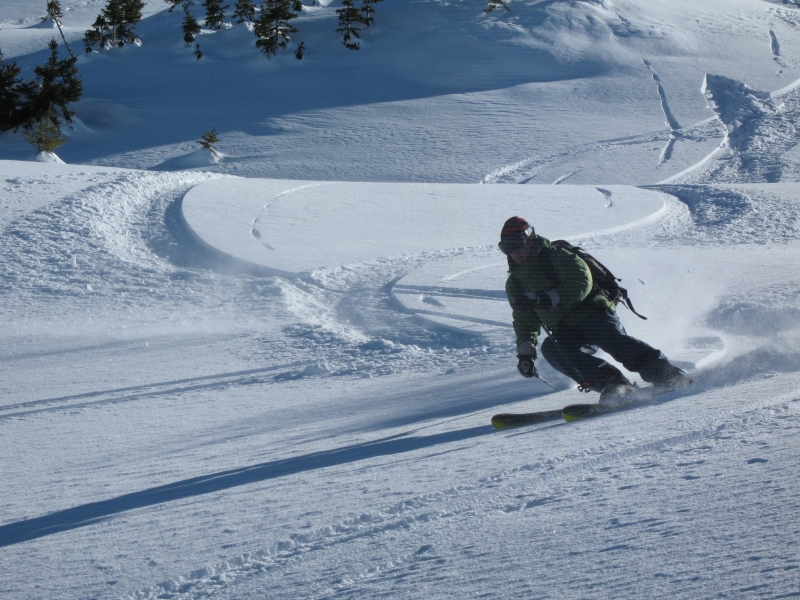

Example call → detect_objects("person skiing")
499 216 691 402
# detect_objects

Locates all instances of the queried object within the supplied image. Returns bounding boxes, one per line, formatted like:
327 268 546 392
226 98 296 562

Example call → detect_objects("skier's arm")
506 277 542 351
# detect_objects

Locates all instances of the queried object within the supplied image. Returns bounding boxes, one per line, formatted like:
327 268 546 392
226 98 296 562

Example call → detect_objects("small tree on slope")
204 0 229 30
182 5 202 47
84 0 146 51
253 0 299 58
198 127 220 155
31 39 83 128
337 0 364 50
232 0 256 23
0 50 28 132
25 102 66 154
44 1 76 59
360 0 382 27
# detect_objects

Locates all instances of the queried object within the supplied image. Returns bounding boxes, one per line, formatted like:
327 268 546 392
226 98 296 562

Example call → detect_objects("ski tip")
491 414 516 430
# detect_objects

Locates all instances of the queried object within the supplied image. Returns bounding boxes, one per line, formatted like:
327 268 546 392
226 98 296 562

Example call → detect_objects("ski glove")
517 290 560 311
517 355 537 378
517 341 537 378
533 289 560 310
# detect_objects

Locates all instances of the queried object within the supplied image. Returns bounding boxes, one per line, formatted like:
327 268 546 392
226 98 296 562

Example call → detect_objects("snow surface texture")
3 0 800 184
3 1 800 599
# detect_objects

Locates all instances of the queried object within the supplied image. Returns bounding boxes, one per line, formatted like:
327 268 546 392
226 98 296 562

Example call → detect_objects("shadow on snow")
0 424 493 548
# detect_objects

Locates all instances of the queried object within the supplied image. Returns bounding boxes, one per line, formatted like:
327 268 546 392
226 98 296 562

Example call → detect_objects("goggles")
498 226 533 255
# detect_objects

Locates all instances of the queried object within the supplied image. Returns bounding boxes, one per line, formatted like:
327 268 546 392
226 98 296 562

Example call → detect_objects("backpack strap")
543 241 598 297
616 286 648 320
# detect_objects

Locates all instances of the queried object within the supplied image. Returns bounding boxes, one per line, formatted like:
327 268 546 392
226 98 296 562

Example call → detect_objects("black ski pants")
540 308 671 391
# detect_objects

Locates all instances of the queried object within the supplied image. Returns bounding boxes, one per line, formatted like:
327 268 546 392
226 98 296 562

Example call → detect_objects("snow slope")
3 1 800 599
3 159 800 598
3 0 800 184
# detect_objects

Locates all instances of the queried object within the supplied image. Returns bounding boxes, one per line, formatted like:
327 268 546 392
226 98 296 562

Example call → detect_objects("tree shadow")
0 424 493 548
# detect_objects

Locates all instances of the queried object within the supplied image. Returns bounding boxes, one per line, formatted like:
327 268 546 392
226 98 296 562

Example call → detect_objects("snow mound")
702 74 770 148
653 183 800 244
152 148 221 171
26 19 58 30
180 180 668 275
669 74 800 184
33 151 64 164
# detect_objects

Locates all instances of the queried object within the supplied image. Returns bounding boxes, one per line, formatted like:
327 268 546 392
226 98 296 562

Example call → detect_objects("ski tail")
491 409 563 430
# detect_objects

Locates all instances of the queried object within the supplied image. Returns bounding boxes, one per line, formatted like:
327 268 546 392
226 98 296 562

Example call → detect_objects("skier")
498 216 691 402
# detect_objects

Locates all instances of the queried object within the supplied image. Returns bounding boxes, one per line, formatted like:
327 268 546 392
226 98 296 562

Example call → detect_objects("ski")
492 386 665 429
491 400 641 430
561 398 643 422
491 409 564 430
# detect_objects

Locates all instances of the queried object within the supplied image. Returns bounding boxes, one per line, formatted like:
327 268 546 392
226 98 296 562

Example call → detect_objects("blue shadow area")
0 2 609 165
0 424 493 548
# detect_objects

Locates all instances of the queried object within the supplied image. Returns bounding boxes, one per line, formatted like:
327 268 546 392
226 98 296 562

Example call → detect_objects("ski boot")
598 378 638 404
653 364 694 393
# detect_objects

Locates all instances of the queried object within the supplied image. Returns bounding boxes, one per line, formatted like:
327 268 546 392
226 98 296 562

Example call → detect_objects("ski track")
126 385 800 600
770 28 788 69
250 182 332 252
0 169 511 387
480 118 724 186
484 36 800 188
641 59 682 167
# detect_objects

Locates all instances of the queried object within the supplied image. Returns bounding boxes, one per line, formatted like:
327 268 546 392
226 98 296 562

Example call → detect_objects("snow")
3 1 800 599
33 150 65 163
181 181 666 272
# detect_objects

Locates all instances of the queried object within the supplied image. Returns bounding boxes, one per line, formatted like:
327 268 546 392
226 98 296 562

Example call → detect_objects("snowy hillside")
3 1 800 599
3 0 800 183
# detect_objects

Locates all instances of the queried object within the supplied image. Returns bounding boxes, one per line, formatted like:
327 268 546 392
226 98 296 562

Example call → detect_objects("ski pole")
536 373 562 392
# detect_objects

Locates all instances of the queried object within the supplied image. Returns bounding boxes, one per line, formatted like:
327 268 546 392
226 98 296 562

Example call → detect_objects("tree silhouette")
44 1 76 58
84 0 146 51
25 102 67 154
253 0 299 58
337 0 365 50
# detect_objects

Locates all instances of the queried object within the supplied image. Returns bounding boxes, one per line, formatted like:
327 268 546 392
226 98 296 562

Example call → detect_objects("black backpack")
543 240 647 320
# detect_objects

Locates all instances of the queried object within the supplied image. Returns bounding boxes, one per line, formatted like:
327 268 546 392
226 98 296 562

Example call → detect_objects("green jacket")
505 235 615 350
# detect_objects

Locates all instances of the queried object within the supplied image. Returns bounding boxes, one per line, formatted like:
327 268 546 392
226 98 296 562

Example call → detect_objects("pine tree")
44 1 76 58
25 102 66 154
294 40 304 60
204 0 229 30
360 0 382 27
0 50 28 132
336 0 364 50
31 39 83 127
253 0 298 59
198 127 219 154
232 0 256 22
123 0 146 31
182 6 202 47
164 0 186 12
484 0 509 13
84 0 146 51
